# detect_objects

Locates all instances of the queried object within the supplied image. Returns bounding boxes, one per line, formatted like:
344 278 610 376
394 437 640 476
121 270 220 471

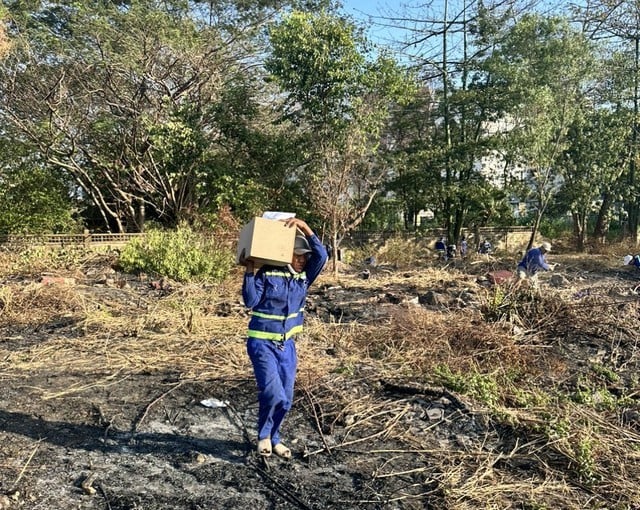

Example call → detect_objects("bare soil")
1 250 640 510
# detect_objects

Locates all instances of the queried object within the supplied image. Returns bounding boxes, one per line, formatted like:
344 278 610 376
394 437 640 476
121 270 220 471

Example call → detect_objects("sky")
339 0 382 19
337 0 574 65
338 0 408 55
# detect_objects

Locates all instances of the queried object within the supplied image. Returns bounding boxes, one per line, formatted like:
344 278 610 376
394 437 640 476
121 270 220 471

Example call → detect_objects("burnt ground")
1 250 640 510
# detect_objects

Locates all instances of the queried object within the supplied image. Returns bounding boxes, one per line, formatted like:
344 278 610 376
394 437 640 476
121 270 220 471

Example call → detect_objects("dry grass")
0 23 10 59
0 277 251 387
1 248 640 508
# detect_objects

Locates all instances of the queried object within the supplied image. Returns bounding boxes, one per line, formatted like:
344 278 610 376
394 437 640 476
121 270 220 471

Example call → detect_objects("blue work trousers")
247 338 297 445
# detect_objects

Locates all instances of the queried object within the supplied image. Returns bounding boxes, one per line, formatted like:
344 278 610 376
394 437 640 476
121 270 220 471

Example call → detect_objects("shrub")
118 225 234 282
539 216 572 240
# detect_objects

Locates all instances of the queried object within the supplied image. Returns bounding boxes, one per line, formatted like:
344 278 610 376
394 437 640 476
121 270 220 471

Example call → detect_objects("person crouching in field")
516 241 555 289
239 217 328 459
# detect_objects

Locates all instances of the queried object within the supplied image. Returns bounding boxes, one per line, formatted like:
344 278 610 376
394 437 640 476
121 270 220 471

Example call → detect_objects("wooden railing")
0 232 146 248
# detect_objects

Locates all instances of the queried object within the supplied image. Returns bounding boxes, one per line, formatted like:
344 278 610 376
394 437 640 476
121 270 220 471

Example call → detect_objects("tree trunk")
572 211 585 251
593 192 612 244
627 36 640 244
527 211 542 251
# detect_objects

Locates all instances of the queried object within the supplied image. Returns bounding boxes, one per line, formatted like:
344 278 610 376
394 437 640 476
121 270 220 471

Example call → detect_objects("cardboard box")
236 217 296 267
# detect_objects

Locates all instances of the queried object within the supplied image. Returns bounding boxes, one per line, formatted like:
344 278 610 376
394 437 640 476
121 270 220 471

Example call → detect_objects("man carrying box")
239 217 327 459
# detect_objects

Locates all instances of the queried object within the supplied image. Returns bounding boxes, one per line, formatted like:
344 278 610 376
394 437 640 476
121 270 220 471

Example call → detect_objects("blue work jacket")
242 234 328 342
517 247 550 275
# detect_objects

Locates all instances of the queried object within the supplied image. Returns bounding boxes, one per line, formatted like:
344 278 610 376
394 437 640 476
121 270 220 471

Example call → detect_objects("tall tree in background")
578 0 640 244
1 0 303 232
379 0 534 244
0 127 79 234
485 14 597 249
384 86 439 230
561 108 631 250
266 10 416 274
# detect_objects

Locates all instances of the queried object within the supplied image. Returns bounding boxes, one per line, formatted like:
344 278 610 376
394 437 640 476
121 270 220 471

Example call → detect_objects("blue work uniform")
242 234 327 444
460 239 468 257
517 247 550 275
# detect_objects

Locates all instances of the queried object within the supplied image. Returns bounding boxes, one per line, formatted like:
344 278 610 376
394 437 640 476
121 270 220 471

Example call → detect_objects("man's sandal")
272 443 291 459
257 438 272 457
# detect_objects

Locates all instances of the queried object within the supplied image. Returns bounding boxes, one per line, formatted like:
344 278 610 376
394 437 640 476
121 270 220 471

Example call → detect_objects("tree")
0 133 79 234
485 14 597 249
266 10 416 274
384 87 439 230
379 0 533 245
561 108 630 249
1 0 299 232
577 0 640 243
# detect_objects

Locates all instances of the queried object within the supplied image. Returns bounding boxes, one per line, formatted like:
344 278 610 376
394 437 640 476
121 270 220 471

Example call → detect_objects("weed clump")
118 225 234 282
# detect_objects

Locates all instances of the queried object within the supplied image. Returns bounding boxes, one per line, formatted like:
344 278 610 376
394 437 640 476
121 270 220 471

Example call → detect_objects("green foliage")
571 375 619 411
2 0 290 232
479 284 539 324
538 216 572 240
559 107 631 246
463 184 515 228
266 10 367 127
265 9 417 264
574 436 598 484
541 413 572 439
118 225 234 282
484 13 597 243
362 195 405 231
591 363 620 384
512 387 551 408
433 364 500 407
0 165 80 235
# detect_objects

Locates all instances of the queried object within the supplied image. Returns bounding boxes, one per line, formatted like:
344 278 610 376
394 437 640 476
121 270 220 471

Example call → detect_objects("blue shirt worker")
478 239 492 254
435 237 446 259
240 217 327 459
517 241 554 286
460 236 468 257
446 243 457 260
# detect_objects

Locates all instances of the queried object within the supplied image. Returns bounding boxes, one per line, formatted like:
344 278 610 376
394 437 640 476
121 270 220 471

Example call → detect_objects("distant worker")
516 241 554 287
434 237 446 257
623 254 640 270
446 243 457 260
460 236 468 258
478 239 492 254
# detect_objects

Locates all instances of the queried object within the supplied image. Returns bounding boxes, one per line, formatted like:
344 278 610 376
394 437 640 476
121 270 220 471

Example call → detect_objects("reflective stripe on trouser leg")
247 338 298 444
